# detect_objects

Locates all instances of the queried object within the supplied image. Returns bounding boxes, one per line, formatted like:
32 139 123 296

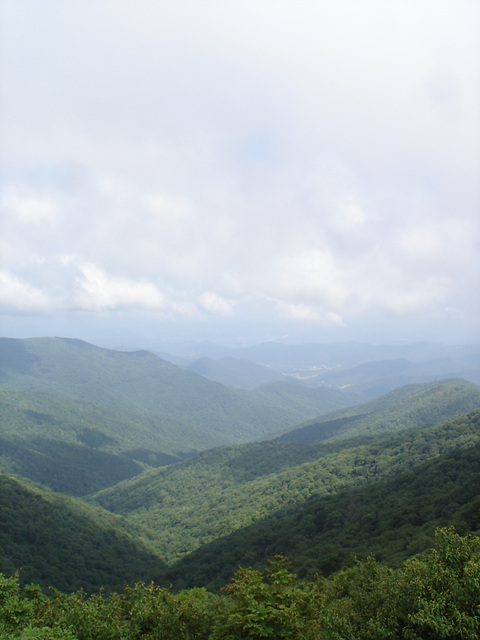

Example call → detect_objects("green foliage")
169 415 480 588
0 386 211 494
0 573 77 639
403 527 480 639
1 528 480 640
93 409 480 567
0 573 33 633
0 337 322 444
0 473 166 593
24 580 218 640
211 556 315 640
280 378 480 443
312 527 480 640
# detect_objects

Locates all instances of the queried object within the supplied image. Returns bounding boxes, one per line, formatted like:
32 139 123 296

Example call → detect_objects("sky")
1 1 479 349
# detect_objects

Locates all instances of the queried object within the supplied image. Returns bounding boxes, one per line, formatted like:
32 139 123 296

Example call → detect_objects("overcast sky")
1 1 479 348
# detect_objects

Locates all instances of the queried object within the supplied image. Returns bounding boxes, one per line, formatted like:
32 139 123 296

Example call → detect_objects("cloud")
2 190 58 224
198 292 236 317
0 271 51 313
71 263 165 312
0 0 478 342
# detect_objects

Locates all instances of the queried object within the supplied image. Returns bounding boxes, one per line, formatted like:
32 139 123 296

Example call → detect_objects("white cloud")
198 292 236 317
0 0 478 342
0 271 51 313
72 263 165 312
2 190 57 224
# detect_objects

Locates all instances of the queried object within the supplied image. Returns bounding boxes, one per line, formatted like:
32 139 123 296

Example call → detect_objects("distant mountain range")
160 340 480 394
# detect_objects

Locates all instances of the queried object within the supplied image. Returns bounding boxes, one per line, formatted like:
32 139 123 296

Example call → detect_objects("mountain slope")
0 472 166 593
167 427 480 589
0 386 219 494
0 337 306 443
186 356 283 388
221 341 480 390
91 405 480 564
320 355 480 396
278 378 480 444
251 381 363 418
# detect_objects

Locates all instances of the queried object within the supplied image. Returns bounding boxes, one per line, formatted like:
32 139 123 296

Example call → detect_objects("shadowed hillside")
0 473 166 593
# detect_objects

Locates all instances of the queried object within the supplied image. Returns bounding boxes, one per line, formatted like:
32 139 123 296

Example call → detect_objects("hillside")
278 378 480 444
4 410 479 596
251 380 363 417
0 386 222 494
0 337 359 445
91 403 480 565
2 410 479 597
167 420 480 589
186 356 283 388
0 472 165 593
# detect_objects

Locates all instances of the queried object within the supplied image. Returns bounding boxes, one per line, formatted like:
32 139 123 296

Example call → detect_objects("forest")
1 337 480 637
2 527 480 639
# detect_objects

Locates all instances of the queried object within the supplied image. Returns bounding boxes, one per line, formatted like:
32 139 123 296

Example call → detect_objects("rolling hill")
0 337 360 447
2 335 480 600
277 378 480 444
3 409 479 595
167 415 480 589
0 472 166 593
0 386 219 494
90 389 480 564
167 340 480 393
186 356 283 388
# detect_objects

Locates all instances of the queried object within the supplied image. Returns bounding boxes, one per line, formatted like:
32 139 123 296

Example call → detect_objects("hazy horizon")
1 2 479 350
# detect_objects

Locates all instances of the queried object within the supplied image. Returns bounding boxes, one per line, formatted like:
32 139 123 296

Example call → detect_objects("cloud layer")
1 1 479 342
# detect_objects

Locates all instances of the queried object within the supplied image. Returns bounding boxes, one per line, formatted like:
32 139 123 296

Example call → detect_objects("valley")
1 336 480 637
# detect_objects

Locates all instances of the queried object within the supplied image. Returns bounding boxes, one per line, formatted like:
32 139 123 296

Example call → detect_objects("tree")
211 555 316 639
403 527 480 639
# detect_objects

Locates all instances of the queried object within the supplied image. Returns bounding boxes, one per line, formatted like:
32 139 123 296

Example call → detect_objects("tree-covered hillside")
91 407 480 566
319 354 480 396
0 337 360 444
186 355 283 388
2 336 480 610
168 414 480 589
278 378 480 443
0 386 222 495
3 527 480 640
0 473 165 593
179 340 480 393
251 380 363 418
3 412 480 600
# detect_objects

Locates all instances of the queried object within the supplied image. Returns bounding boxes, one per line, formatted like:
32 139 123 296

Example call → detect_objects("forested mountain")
250 381 363 418
2 335 480 619
3 410 480 596
5 527 480 640
278 378 480 443
186 356 283 388
168 412 480 589
0 337 359 445
91 406 480 566
165 339 480 368
318 355 480 396
0 387 217 495
0 472 165 593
